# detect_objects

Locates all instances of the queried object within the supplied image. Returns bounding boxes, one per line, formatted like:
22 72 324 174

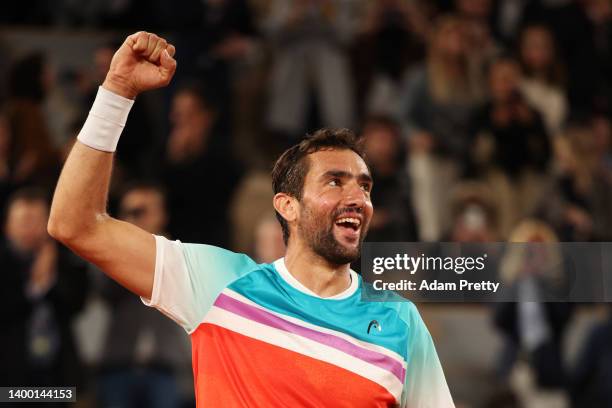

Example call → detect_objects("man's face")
5 200 49 253
296 149 373 265
489 61 520 102
363 125 399 170
94 47 114 83
170 91 213 143
119 189 167 235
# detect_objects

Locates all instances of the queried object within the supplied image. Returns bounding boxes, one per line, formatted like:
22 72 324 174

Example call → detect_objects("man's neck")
283 243 352 298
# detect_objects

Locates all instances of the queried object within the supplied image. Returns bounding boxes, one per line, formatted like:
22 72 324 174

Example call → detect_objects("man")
360 115 419 242
159 82 242 246
1 188 88 393
48 32 454 407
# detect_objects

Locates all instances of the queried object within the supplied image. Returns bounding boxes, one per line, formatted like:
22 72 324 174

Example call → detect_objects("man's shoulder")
176 240 258 269
158 236 264 285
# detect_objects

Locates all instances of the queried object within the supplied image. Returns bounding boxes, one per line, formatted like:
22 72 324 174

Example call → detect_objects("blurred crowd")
1 0 612 407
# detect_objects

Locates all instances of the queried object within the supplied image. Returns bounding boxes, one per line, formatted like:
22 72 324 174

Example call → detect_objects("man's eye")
361 184 371 192
329 179 340 187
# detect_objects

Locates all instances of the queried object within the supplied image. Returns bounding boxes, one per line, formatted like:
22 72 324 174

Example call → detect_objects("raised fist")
102 31 177 99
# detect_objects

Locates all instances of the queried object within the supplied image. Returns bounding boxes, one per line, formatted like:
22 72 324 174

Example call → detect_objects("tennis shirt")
142 235 454 407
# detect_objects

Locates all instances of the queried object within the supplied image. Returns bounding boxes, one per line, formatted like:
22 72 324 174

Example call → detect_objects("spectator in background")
229 171 275 255
494 219 573 408
158 82 242 247
351 0 427 117
592 112 612 178
96 182 188 408
567 0 612 114
253 215 285 263
469 57 551 238
491 0 530 45
5 53 60 189
172 0 259 155
524 0 612 115
517 23 568 136
447 181 499 242
42 57 81 156
0 188 89 393
0 111 14 206
454 0 491 24
571 303 612 408
399 14 483 240
455 0 499 77
263 0 357 139
166 0 258 77
545 117 612 241
360 115 419 242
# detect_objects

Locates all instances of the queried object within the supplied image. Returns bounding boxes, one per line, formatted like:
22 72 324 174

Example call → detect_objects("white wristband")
77 86 135 152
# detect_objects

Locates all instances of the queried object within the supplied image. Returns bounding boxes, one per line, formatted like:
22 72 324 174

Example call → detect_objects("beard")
298 204 367 265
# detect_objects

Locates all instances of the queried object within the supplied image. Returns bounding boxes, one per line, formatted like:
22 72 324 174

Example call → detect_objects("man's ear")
273 193 298 224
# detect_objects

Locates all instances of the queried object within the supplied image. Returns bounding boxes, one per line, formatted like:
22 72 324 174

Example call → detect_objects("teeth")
335 217 361 226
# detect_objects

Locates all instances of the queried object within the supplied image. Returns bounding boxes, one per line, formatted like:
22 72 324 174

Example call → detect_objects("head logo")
367 320 382 334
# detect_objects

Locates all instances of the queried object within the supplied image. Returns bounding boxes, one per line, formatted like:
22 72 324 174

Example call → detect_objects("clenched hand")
102 31 177 99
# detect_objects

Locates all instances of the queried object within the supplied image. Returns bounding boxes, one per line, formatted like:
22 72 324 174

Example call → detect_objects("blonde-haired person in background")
399 14 485 241
494 219 573 408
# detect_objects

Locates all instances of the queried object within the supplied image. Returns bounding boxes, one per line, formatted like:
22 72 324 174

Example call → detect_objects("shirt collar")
272 258 358 300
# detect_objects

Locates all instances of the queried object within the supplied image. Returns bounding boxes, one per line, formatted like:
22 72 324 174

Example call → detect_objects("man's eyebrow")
321 170 373 183
358 173 374 184
321 170 351 179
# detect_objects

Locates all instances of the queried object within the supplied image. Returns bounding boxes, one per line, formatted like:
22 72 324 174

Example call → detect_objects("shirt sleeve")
402 303 455 408
141 235 257 333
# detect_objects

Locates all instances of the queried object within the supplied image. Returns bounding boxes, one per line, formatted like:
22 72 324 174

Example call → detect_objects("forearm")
49 83 133 243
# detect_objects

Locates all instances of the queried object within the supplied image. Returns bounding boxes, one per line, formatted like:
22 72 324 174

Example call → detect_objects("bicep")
67 217 156 299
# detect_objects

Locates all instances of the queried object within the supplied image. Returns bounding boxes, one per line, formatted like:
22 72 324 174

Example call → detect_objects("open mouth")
334 217 361 232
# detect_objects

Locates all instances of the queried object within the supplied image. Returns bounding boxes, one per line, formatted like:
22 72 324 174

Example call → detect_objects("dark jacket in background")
494 301 574 388
0 239 89 388
159 141 243 248
571 316 612 408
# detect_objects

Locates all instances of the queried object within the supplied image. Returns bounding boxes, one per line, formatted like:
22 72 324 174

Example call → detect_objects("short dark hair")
3 187 49 224
119 180 166 201
6 187 49 208
175 80 217 113
361 114 401 135
271 128 367 244
9 52 46 102
486 54 521 77
118 180 167 216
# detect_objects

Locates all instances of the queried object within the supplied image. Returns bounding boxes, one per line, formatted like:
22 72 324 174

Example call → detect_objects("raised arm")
48 32 176 299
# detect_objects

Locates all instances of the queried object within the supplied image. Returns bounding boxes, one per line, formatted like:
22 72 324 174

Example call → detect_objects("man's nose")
344 182 367 207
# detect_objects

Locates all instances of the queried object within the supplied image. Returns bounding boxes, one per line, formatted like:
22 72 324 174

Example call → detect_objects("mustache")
331 207 363 219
